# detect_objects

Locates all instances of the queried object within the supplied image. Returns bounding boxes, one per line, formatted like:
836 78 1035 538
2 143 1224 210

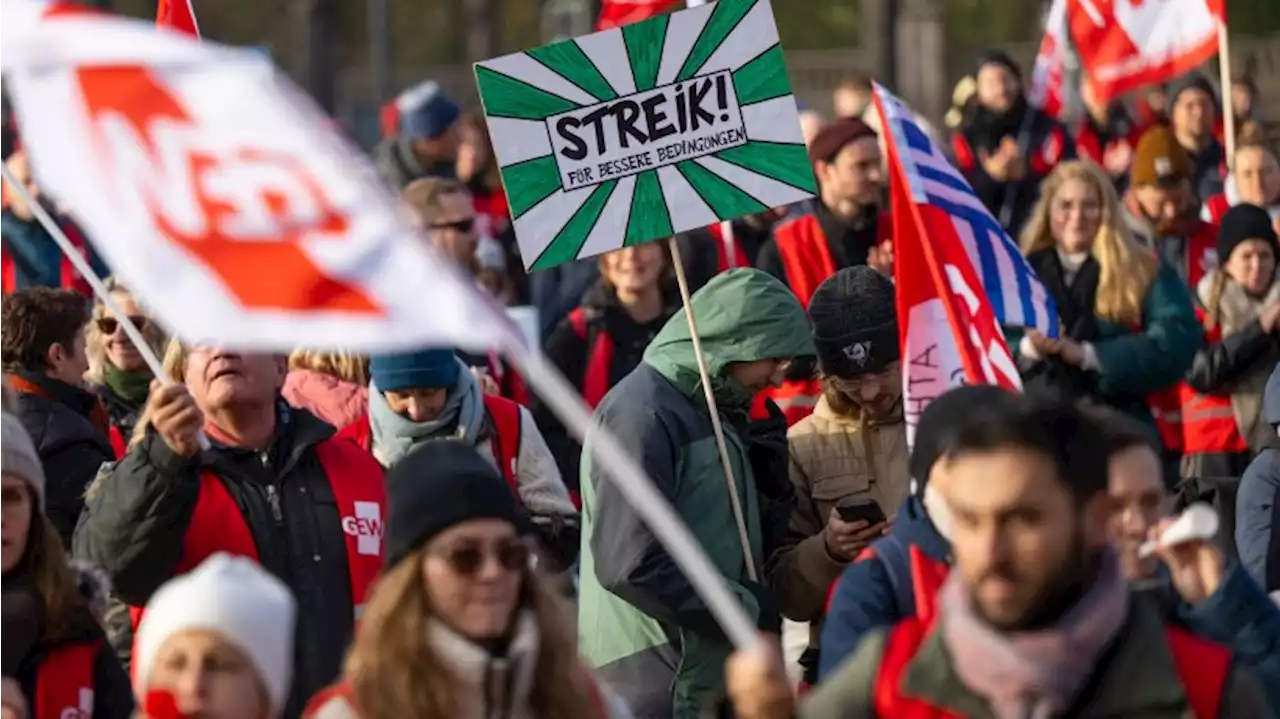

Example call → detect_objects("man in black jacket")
73 344 386 717
1 287 113 545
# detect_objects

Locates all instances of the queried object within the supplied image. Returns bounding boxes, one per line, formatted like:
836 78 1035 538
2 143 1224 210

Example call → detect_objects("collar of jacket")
8 371 104 424
427 610 540 719
900 593 1192 716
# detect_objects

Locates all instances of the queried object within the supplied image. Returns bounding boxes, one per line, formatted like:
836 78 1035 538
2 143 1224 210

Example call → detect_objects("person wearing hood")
816 384 1019 679
1167 74 1227 202
132 554 296 719
1182 204 1280 478
341 349 579 570
372 81 461 190
951 51 1075 236
765 267 905 685
577 269 814 718
1237 363 1280 593
533 242 681 503
2 406 134 719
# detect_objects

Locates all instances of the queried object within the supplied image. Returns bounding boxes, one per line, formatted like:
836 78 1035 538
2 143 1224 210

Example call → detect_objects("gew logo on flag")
877 85 1058 339
342 501 383 556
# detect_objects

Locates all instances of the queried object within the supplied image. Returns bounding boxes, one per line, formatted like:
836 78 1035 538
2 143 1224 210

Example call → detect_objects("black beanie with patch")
808 266 898 378
1217 203 1279 267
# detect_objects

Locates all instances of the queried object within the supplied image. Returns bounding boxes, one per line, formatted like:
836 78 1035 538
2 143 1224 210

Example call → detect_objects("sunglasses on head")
429 217 476 234
436 538 530 576
96 315 149 335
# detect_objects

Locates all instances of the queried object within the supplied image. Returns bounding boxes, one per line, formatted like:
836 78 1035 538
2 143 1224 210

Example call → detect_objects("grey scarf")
369 362 484 466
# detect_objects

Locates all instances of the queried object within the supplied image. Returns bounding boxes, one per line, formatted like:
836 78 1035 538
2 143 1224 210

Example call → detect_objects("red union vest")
872 619 1230 718
1183 221 1220 290
1202 193 1231 226
129 438 385 630
568 307 614 409
1180 319 1249 456
338 394 522 492
34 640 99 719
841 542 949 627
710 222 749 272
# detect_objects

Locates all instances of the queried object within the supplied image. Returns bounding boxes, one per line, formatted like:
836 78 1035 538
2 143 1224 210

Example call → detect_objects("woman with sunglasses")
85 277 167 458
304 441 631 719
765 267 906 689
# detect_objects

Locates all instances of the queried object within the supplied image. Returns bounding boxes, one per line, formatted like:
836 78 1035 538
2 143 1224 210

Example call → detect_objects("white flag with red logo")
873 84 1032 444
1028 0 1071 119
1068 0 1224 107
3 2 518 353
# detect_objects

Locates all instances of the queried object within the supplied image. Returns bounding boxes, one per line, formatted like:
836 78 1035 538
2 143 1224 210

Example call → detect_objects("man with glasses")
765 267 906 687
402 177 481 272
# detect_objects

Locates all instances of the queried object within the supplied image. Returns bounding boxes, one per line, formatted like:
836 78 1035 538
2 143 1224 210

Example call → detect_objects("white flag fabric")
3 1 518 353
1027 0 1070 119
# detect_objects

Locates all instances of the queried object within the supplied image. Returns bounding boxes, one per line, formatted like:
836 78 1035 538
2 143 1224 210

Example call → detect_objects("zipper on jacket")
264 483 284 524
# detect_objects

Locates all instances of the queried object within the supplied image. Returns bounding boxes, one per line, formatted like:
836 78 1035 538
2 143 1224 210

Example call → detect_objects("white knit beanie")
133 554 297 712
1 409 45 508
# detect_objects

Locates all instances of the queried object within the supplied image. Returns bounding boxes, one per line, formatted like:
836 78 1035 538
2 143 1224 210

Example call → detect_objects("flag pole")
506 342 762 649
0 163 209 450
1216 17 1236 169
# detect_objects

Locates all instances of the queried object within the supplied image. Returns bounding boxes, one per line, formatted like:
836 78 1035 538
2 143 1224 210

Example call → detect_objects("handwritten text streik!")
546 70 748 191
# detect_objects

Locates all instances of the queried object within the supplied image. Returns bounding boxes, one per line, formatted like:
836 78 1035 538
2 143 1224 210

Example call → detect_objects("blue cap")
396 81 461 141
370 349 460 392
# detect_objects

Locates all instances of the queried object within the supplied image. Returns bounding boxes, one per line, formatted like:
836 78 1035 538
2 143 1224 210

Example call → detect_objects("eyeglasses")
433 538 531 576
429 217 476 234
96 315 149 335
832 363 899 393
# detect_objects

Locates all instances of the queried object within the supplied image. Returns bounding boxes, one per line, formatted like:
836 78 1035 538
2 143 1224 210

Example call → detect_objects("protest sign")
475 0 814 270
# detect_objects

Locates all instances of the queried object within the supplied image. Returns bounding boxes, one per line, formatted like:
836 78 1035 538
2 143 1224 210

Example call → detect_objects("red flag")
1028 0 1071 119
875 87 1022 443
596 0 681 30
156 0 200 39
1068 0 1223 107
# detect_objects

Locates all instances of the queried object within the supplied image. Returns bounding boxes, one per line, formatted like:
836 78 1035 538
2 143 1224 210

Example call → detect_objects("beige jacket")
766 395 909 641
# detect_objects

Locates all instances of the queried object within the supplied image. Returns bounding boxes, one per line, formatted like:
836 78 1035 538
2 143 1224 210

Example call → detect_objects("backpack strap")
483 395 523 496
568 307 588 338
873 534 916 620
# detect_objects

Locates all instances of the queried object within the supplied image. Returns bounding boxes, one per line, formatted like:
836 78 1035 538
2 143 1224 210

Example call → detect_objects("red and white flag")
3 2 517 353
156 0 200 39
873 85 1026 443
596 0 680 30
1068 0 1224 107
1028 0 1071 119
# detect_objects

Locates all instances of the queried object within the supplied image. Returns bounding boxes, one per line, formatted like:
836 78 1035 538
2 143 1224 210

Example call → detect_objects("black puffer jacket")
73 404 375 718
7 372 114 546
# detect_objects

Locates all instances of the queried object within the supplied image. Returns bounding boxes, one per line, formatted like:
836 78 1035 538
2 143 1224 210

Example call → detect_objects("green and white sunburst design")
474 0 815 271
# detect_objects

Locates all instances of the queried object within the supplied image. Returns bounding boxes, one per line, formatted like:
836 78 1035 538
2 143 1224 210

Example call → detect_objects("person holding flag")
755 118 892 426
577 269 813 719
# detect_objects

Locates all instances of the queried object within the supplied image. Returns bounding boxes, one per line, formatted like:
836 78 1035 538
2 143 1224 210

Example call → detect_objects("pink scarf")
940 550 1130 719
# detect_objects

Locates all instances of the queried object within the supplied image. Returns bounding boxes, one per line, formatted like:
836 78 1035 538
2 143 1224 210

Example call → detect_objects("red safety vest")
107 426 127 460
1182 220 1220 290
0 220 94 298
129 438 385 631
768 213 890 427
339 394 522 492
1180 319 1249 456
568 307 613 409
872 619 1230 718
34 640 99 719
709 222 749 273
1074 121 1140 173
951 124 1069 179
838 543 950 627
486 352 530 408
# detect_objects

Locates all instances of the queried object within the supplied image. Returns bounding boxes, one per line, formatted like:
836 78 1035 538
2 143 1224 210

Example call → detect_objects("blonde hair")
1019 161 1158 326
126 339 191 450
287 349 369 386
342 551 599 719
1201 269 1230 331
85 276 168 384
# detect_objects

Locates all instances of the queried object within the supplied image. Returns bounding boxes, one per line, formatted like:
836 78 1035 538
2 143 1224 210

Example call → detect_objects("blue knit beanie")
396 81 461 141
370 349 460 392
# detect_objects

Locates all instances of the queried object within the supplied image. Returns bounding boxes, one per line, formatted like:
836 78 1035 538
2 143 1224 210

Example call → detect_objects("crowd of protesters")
4 42 1280 719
